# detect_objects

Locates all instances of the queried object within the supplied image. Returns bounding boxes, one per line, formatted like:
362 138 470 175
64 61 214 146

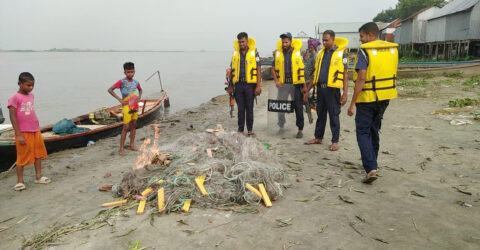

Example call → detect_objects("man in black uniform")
227 32 261 136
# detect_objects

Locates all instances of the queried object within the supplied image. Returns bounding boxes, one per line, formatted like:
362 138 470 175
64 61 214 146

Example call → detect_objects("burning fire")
134 124 161 170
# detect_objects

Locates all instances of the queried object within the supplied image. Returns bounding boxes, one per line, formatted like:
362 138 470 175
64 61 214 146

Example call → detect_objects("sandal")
305 138 322 145
34 176 51 184
362 170 378 184
295 131 303 138
14 183 26 191
247 131 256 137
362 175 378 184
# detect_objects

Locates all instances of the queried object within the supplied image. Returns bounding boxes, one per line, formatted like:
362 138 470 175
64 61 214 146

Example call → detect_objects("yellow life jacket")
353 40 398 103
231 38 258 84
312 37 349 88
274 39 305 84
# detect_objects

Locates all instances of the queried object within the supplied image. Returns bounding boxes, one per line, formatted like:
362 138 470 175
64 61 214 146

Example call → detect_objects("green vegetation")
374 0 446 22
399 49 420 60
452 55 477 61
399 57 430 62
406 90 421 95
463 75 480 86
442 79 454 84
398 79 428 86
373 8 399 23
398 77 459 87
129 240 147 250
443 72 463 78
422 73 436 79
429 78 454 85
448 98 479 107
22 203 138 249
398 88 426 97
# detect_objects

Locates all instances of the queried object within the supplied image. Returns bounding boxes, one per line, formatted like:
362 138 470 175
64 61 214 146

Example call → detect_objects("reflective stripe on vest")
353 40 398 103
274 39 305 84
231 38 258 84
312 37 349 88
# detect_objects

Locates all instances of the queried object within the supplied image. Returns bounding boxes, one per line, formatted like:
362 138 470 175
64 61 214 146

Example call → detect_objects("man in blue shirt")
227 32 261 136
348 22 394 184
305 30 348 151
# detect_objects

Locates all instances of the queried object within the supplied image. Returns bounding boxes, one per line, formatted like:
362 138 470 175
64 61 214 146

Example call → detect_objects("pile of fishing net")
112 130 286 213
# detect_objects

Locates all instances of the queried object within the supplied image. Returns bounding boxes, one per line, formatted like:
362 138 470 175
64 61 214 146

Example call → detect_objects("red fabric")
114 80 122 88
113 79 142 90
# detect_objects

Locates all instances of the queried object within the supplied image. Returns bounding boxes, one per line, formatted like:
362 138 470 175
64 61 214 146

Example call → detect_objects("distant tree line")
373 0 446 22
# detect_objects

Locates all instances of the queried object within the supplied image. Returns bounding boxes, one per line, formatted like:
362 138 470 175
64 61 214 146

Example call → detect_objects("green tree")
373 8 399 22
373 0 446 22
397 0 445 19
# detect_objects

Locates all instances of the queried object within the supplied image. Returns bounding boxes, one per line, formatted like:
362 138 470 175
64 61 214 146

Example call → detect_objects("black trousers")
277 84 304 130
355 100 389 173
234 81 255 132
315 86 341 142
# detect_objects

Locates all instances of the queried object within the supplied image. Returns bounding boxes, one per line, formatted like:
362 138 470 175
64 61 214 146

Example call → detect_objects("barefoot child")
108 62 142 156
8 72 50 191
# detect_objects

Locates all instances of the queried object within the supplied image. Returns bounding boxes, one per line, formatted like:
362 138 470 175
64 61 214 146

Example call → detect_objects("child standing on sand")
108 62 142 156
8 72 51 191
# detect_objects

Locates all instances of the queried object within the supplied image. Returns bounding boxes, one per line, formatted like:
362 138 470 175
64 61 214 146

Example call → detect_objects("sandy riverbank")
1 78 480 249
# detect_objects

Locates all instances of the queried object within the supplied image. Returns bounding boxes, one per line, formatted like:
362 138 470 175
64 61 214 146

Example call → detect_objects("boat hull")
0 99 163 172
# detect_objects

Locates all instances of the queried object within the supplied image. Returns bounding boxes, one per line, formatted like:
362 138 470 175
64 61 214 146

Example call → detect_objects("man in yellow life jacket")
304 30 349 151
227 32 262 136
347 22 399 184
271 32 306 138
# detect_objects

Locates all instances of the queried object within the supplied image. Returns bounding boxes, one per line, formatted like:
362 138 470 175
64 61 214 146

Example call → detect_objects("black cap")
280 32 292 39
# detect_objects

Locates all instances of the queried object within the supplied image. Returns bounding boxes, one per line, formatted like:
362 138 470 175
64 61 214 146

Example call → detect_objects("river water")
0 51 231 125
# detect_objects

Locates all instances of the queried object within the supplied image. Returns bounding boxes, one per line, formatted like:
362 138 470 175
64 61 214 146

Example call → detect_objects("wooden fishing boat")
0 97 166 172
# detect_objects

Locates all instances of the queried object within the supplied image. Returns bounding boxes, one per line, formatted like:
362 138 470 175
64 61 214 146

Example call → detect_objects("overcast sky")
0 0 397 53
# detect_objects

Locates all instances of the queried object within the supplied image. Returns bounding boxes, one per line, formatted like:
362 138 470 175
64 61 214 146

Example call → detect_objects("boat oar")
146 70 170 107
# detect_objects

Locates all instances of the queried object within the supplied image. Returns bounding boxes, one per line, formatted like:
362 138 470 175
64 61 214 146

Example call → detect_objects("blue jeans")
315 86 341 142
234 81 255 132
355 100 389 173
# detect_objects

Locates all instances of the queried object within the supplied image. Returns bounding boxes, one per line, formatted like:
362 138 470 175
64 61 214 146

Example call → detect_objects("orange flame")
134 123 162 170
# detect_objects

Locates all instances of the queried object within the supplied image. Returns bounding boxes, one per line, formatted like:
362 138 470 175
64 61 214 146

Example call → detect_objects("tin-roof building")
392 0 480 59
294 31 313 51
426 0 480 42
316 22 367 49
381 19 402 42
424 0 480 59
394 7 440 45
